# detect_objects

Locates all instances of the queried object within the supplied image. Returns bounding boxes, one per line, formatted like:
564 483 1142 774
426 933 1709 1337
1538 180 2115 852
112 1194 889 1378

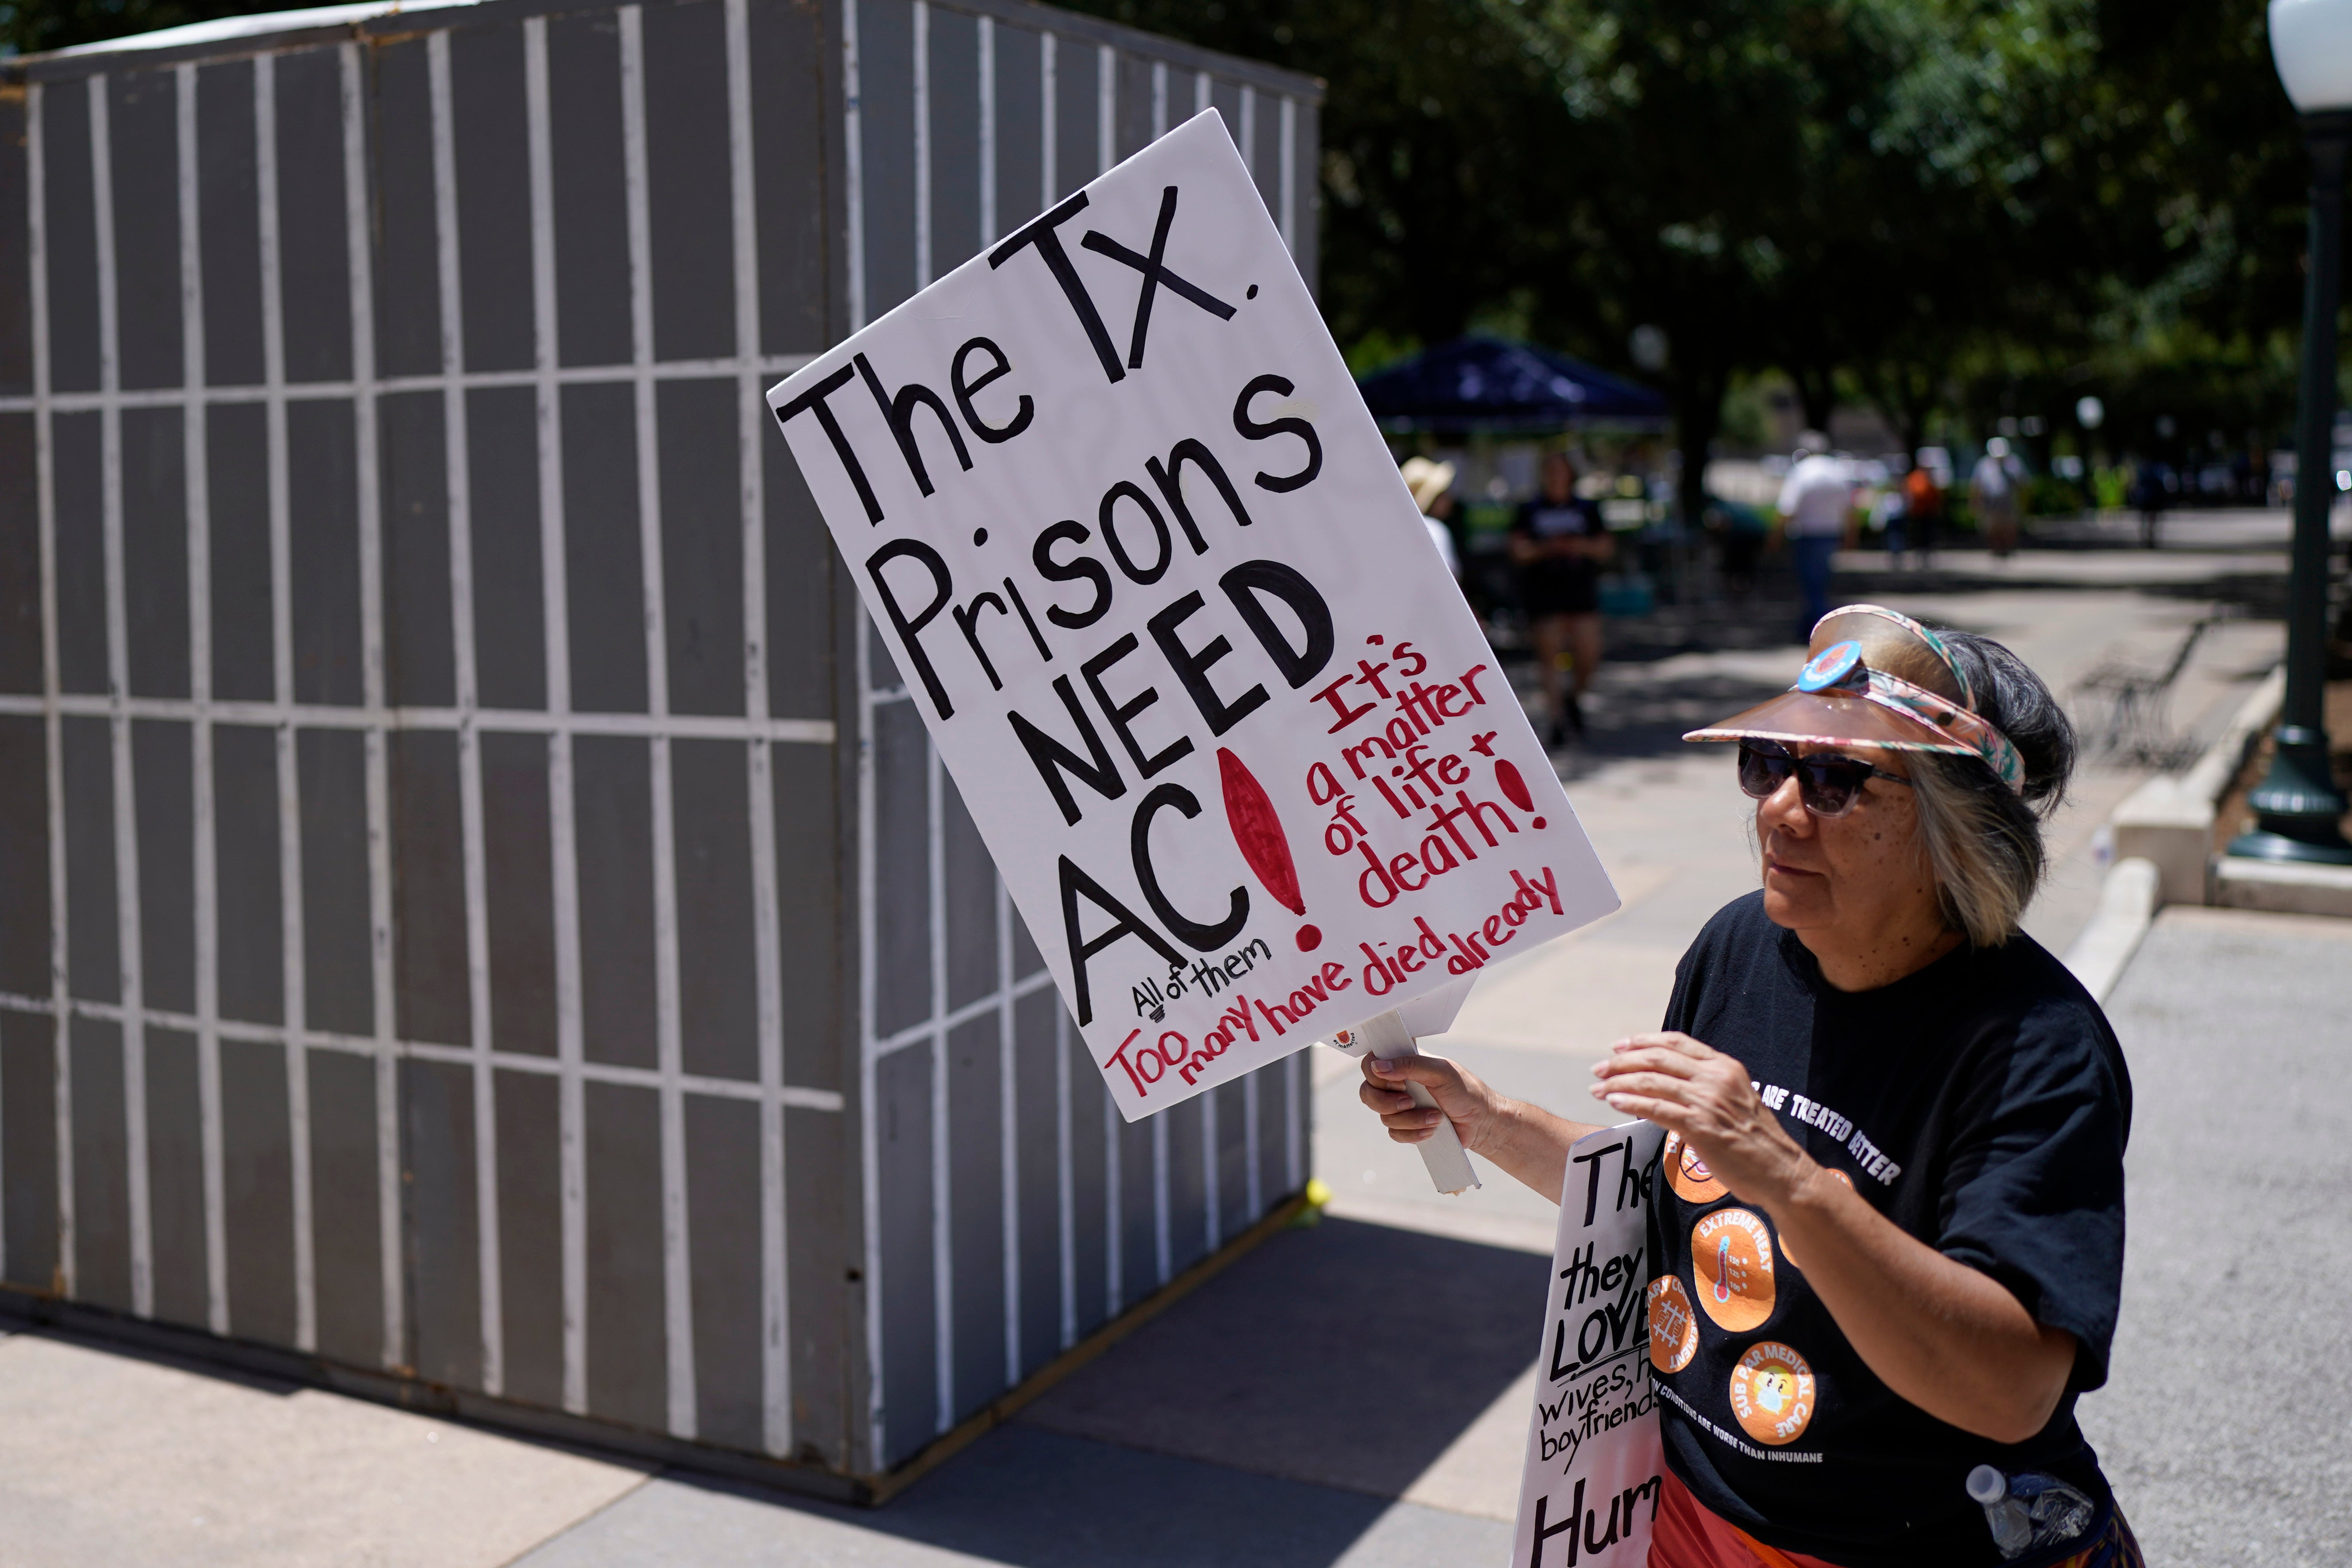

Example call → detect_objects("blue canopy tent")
1357 336 1670 433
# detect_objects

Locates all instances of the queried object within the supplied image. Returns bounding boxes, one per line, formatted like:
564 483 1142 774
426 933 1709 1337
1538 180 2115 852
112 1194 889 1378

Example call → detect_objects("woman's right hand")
1356 1052 1607 1206
1357 1053 1506 1153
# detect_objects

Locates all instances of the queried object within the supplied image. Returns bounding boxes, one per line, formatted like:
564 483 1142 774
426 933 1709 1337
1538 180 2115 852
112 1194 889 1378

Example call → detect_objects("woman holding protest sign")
1357 605 2140 1568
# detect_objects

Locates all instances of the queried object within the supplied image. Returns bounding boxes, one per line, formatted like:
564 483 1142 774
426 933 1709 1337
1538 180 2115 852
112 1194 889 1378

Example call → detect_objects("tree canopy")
12 0 2322 488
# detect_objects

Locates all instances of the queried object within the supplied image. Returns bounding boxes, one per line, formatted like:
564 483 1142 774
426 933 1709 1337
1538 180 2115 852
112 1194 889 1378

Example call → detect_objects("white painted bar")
178 59 231 1338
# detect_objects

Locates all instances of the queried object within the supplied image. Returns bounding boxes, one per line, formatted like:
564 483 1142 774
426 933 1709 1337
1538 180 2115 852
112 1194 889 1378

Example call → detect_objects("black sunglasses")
1736 739 1913 818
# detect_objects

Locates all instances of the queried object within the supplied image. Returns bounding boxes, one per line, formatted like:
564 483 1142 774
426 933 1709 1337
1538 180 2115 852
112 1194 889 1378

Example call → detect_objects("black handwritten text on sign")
768 113 1616 1120
1517 1122 1666 1567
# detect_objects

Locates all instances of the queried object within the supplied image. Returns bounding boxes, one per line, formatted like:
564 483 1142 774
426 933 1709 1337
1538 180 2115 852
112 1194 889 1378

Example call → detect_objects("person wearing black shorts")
1511 451 1612 745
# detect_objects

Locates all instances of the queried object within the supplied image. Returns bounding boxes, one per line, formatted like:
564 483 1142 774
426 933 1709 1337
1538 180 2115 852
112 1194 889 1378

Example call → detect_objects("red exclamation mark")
1494 758 1547 830
1217 747 1319 951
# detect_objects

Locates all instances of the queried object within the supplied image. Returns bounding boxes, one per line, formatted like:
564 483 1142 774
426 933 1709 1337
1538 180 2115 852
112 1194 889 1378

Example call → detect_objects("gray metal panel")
372 39 440 382
1215 1077 1249 1236
390 730 470 1047
131 720 195 1016
1293 97 1320 301
990 21 1043 236
108 69 186 393
124 406 191 699
195 58 265 392
749 0 828 356
1116 1107 1151 1303
307 1045 384 1363
1166 1096 1209 1276
1052 29 1096 195
481 732 556 1057
583 1079 666 1429
1066 1018 1106 1333
0 90 28 396
268 48 353 385
875 1040 933 1466
1209 77 1241 159
219 1035 296 1343
761 439 833 725
146 1028 208 1327
452 22 535 375
927 6 982 277
784 1098 849 1464
0 416 41 693
2 1012 60 1290
296 728 374 1039
548 10 632 368
1249 87 1282 221
211 724 282 1027
942 778 993 1012
286 398 362 707
560 382 649 712
467 387 548 711
204 402 273 703
0 716 48 995
574 734 657 1069
402 1057 482 1387
772 738 840 1092
673 738 756 1082
494 1066 563 1404
1115 50 1152 160
40 77 100 395
685 1093 762 1448
644 0 737 362
62 715 119 1004
379 390 457 708
656 378 746 718
70 1016 131 1309
53 411 107 696
1012 986 1059 1375
860 0 918 316
871 699 929 1042
946 1011 1000 1423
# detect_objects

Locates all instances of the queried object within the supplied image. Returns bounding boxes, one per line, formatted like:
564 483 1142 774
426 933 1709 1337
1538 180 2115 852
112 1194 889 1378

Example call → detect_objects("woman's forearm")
1769 1164 2074 1443
1473 1097 1606 1205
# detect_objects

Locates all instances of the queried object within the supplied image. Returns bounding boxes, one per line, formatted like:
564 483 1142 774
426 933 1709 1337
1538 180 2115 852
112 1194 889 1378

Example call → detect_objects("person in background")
1871 478 1908 563
1973 436 2021 558
1400 455 1464 582
1902 457 1944 566
1510 451 1612 746
1776 433 1856 640
1711 498 1771 602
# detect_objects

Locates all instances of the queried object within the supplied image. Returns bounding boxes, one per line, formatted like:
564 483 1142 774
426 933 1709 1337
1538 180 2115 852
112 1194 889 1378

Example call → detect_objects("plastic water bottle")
1966 1466 2034 1559
1967 1466 2097 1557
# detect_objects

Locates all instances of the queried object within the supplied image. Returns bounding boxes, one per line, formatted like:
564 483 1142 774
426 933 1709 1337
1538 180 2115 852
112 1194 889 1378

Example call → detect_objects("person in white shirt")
1776 433 1855 638
1971 436 2020 558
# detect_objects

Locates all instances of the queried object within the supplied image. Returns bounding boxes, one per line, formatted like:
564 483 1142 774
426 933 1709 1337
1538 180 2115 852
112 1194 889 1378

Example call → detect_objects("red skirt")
1649 1467 2144 1568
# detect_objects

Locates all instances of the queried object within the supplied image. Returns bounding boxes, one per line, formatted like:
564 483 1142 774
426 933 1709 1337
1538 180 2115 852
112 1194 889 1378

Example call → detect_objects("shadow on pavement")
613 1218 1547 1568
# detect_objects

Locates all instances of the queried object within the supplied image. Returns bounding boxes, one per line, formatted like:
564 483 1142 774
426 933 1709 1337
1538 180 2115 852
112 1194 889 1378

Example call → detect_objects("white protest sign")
1515 1121 1666 1567
768 111 1616 1119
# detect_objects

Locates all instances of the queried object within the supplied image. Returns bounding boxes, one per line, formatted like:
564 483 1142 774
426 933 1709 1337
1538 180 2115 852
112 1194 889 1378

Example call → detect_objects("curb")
2062 857 2160 1004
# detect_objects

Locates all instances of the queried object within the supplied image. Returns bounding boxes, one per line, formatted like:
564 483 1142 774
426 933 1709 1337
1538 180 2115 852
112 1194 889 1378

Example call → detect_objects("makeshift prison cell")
0 0 1322 1489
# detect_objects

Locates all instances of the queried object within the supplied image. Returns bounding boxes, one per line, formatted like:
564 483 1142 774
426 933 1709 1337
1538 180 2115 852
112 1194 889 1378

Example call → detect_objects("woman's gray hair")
1906 631 2076 948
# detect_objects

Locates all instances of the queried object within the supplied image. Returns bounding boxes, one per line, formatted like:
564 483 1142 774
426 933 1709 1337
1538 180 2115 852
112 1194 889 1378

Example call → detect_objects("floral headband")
1795 606 2024 793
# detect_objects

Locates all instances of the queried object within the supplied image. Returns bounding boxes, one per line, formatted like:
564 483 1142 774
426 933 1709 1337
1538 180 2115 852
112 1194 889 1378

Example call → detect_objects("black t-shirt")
1648 892 2129 1567
1511 498 1604 609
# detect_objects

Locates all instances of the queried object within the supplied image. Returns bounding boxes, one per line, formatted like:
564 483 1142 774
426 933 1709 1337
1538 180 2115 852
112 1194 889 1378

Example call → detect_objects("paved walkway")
0 525 2330 1566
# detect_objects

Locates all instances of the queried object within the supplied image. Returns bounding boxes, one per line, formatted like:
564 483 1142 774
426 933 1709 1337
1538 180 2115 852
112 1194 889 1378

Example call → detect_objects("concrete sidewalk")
2078 905 2352 1566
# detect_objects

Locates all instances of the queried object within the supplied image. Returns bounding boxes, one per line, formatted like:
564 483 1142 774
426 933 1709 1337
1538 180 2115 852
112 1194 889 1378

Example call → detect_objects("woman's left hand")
1591 1032 1811 1206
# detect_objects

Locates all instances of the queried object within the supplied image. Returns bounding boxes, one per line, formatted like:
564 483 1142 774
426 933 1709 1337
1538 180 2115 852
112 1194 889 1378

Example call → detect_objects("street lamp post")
2233 0 2352 864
